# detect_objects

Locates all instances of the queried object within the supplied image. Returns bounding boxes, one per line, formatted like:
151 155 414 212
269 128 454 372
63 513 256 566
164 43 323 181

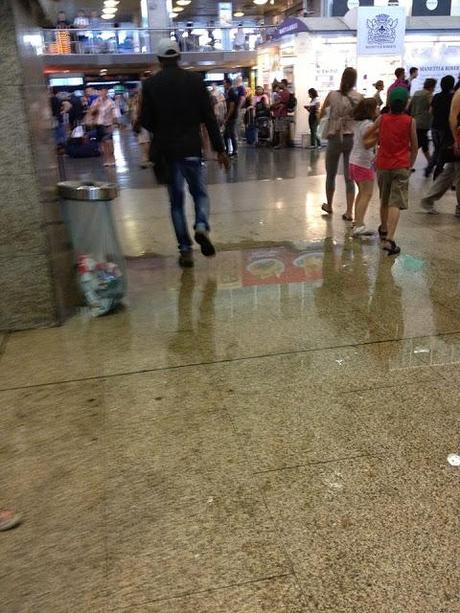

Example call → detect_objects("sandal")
321 203 332 215
383 240 401 256
342 214 353 222
378 225 388 240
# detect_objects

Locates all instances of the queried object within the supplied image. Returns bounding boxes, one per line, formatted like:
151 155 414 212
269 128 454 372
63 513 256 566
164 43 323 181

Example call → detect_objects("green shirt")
410 89 432 130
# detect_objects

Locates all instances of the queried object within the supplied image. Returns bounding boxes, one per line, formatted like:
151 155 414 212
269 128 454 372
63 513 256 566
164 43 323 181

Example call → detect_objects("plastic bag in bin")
78 255 124 317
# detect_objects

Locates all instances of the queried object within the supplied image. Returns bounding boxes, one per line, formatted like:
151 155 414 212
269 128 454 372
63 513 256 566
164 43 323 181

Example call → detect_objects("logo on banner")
367 14 398 46
357 6 405 56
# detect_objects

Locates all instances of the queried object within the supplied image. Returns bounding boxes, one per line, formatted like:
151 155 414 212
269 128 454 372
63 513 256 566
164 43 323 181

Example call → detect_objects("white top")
94 98 115 126
350 119 374 169
73 17 90 28
309 97 320 113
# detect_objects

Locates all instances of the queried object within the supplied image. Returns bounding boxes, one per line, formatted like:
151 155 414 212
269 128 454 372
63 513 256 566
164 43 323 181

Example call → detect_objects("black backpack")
287 93 297 111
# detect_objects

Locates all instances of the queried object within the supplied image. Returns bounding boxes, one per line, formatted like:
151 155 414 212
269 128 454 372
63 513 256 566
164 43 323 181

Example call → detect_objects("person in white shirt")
92 88 116 166
349 97 379 236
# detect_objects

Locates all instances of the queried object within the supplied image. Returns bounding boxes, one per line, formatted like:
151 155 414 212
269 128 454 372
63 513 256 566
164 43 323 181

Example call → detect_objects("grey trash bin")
58 181 127 317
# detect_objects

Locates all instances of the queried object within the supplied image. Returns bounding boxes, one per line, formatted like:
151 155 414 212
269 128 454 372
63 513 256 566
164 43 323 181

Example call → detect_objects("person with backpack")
319 67 363 220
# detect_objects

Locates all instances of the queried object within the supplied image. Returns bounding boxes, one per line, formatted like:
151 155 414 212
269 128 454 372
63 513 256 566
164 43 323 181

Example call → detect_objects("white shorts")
138 127 150 145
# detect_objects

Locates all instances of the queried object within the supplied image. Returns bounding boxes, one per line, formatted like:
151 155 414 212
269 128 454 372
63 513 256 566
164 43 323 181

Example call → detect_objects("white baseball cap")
156 38 180 58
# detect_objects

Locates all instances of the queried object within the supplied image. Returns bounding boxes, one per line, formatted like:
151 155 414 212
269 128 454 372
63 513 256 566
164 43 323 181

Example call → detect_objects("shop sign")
357 7 405 56
275 17 309 39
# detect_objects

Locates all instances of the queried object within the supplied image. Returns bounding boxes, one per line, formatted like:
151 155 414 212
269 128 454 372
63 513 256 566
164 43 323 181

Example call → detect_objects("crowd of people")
51 47 460 265
319 65 460 256
51 86 131 166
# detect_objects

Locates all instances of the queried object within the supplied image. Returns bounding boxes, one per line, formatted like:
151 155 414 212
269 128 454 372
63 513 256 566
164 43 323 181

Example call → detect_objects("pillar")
0 0 74 330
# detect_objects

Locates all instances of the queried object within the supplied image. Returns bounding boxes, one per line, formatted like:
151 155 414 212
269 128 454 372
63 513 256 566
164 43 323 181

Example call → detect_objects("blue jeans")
167 158 210 253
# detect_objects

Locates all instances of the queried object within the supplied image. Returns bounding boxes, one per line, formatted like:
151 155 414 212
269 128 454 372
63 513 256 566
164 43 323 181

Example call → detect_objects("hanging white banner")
357 7 406 56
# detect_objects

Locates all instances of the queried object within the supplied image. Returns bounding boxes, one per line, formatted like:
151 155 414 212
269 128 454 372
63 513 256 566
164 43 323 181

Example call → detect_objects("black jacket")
140 65 224 160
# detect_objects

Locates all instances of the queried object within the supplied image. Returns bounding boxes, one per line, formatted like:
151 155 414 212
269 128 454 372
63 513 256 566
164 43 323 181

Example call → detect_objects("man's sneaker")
427 208 440 215
0 510 21 531
455 206 460 218
178 251 194 268
352 225 374 237
421 199 435 212
194 231 216 257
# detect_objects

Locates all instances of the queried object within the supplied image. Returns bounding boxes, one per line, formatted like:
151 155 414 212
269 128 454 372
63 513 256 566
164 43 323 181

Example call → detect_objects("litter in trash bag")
78 255 124 317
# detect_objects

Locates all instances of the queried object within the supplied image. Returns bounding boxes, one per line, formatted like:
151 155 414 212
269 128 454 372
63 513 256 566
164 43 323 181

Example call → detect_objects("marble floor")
1 132 460 612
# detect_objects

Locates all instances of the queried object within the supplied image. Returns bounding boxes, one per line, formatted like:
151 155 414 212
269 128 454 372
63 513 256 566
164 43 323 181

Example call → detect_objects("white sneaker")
352 225 374 237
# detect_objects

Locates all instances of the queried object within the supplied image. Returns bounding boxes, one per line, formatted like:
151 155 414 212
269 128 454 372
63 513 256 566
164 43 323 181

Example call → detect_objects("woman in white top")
92 88 116 166
349 97 379 236
304 88 321 148
319 67 362 220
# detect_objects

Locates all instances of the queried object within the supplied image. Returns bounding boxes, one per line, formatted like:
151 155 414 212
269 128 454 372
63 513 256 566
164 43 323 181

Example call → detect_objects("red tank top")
376 113 412 170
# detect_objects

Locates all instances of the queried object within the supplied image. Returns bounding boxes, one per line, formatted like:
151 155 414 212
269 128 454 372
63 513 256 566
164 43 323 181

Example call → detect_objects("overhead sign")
218 3 232 26
357 7 405 56
275 17 309 39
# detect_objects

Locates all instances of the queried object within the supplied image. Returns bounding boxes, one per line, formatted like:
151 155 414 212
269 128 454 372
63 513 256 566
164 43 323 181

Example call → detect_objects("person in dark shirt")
429 75 455 180
56 11 70 29
224 77 239 157
140 39 229 268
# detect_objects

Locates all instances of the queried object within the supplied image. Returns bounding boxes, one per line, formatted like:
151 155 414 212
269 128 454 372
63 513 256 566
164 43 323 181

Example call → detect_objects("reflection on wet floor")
2 129 460 612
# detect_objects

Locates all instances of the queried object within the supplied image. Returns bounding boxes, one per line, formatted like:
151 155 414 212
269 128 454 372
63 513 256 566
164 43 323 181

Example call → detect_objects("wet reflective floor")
1 131 460 612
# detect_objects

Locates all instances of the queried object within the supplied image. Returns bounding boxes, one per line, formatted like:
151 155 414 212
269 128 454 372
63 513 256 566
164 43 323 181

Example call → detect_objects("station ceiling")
51 0 306 23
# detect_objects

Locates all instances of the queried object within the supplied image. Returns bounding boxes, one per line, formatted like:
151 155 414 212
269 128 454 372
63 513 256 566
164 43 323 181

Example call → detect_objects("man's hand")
217 152 230 170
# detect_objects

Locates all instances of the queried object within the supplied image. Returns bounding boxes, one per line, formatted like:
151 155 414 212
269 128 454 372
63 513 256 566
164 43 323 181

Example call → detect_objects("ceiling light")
101 14 114 19
253 0 269 4
102 9 117 16
172 6 184 12
176 0 192 5
104 0 119 6
169 12 177 18
234 10 245 16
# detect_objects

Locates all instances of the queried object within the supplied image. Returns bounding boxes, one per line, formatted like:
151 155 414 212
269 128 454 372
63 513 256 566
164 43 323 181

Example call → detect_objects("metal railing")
40 27 278 55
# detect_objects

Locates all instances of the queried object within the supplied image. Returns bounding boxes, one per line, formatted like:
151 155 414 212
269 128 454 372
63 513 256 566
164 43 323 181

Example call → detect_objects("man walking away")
421 87 460 217
409 78 436 176
224 77 239 157
429 75 455 180
140 39 229 268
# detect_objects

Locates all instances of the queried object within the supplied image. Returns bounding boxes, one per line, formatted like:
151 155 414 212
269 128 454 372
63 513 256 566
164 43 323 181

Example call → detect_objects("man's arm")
225 98 235 123
410 118 418 168
139 81 154 133
449 90 460 144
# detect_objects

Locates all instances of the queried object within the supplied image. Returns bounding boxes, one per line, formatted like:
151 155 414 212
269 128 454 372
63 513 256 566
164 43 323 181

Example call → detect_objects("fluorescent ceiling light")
177 0 191 5
172 6 184 12
253 0 269 4
234 11 245 16
169 12 177 18
104 0 119 6
103 7 117 14
101 14 114 19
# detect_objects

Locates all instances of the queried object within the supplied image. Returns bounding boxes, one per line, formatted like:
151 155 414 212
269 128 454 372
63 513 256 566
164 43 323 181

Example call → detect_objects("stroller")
254 99 271 146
